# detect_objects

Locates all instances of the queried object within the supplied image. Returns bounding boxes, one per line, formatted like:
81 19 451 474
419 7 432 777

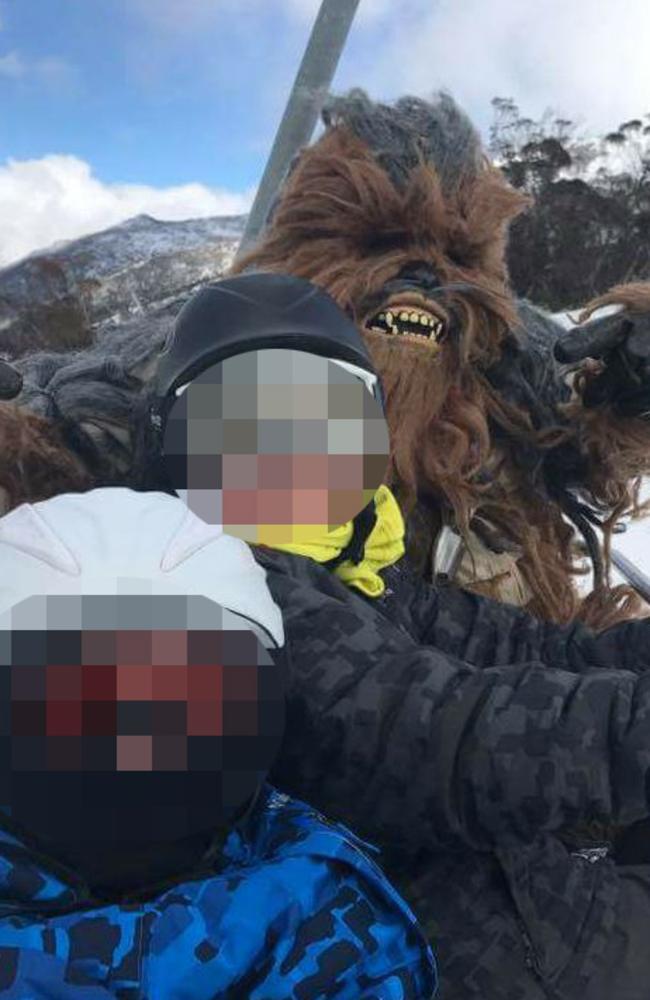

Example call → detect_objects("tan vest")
455 529 533 606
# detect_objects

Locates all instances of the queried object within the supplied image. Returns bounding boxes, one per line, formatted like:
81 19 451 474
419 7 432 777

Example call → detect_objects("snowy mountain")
0 214 246 358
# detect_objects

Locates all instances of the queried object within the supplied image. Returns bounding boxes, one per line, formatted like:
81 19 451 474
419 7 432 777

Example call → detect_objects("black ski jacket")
259 548 650 1000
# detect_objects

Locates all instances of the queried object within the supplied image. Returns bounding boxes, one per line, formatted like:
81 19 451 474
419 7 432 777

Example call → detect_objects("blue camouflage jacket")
0 785 436 1000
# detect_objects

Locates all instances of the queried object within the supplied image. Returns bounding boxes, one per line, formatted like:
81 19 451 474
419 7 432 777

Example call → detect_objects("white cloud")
0 50 24 79
0 48 76 87
354 0 650 135
34 55 76 86
115 0 650 136
0 154 253 266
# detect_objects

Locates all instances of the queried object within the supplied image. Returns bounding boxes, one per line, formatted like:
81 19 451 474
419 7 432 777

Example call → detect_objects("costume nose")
390 264 442 294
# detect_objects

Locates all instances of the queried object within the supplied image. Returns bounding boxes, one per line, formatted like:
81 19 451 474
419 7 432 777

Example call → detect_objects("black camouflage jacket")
259 548 650 1000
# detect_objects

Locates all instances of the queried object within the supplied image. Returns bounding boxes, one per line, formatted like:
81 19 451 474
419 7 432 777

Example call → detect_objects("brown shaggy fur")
578 285 650 519
236 127 650 627
235 127 530 526
579 282 650 319
0 403 93 514
564 283 650 625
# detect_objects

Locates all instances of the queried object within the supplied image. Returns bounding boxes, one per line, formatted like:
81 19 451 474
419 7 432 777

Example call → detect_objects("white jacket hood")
0 487 283 646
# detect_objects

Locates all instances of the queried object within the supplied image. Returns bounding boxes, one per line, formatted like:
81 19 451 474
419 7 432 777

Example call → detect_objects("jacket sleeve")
253 859 437 1000
406 566 650 675
265 556 650 855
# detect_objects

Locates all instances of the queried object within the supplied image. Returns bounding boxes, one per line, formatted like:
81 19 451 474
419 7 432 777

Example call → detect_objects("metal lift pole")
235 0 361 260
612 549 650 605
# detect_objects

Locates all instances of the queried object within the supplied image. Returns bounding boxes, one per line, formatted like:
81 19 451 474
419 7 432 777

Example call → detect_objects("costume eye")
365 234 405 255
446 250 467 267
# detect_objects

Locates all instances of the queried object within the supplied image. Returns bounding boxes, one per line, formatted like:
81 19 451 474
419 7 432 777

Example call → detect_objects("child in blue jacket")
0 486 436 1000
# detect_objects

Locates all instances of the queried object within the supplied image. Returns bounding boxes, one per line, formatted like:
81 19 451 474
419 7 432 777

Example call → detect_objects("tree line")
489 98 650 310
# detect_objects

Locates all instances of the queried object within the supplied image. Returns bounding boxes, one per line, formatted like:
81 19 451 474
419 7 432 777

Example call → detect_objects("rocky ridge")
0 214 246 357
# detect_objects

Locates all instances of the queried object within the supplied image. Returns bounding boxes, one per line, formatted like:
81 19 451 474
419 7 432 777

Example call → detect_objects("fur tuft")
322 89 483 194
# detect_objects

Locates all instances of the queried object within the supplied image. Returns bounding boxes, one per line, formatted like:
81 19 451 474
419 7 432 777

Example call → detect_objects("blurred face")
0 595 284 881
163 349 390 544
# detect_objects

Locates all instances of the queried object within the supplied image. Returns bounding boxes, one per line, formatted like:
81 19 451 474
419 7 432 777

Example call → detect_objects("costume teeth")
367 305 445 343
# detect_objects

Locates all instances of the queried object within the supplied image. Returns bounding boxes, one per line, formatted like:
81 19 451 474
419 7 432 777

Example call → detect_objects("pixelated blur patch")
0 595 284 776
0 593 285 848
164 349 389 542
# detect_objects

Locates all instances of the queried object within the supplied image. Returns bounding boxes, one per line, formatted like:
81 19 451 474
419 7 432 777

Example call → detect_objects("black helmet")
153 272 377 406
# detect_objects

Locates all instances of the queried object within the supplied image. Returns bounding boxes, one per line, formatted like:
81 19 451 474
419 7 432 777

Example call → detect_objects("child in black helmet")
141 272 650 1000
0 274 437 999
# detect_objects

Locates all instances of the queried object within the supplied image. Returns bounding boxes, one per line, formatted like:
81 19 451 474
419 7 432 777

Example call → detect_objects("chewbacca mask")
235 90 650 627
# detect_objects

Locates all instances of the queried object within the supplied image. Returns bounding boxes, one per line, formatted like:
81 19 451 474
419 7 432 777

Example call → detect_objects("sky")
2 0 650 265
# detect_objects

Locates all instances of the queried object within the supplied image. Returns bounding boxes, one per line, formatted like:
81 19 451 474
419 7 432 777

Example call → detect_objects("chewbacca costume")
234 90 650 629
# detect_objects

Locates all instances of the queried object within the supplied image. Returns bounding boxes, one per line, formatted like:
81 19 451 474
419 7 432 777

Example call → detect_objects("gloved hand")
554 311 650 419
0 360 23 400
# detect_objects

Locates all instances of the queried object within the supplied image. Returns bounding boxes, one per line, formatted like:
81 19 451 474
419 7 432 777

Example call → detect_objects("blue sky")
1 0 649 264
0 0 398 189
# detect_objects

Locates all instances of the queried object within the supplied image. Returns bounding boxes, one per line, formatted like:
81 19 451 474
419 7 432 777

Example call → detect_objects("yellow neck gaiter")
271 485 405 597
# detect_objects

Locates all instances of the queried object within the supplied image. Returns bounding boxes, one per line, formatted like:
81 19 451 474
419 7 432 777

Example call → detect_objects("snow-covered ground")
551 304 622 329
610 484 650 593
